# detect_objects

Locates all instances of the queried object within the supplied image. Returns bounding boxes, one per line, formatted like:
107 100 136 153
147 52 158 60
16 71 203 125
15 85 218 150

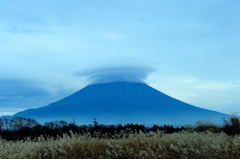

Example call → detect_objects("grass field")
1 130 240 159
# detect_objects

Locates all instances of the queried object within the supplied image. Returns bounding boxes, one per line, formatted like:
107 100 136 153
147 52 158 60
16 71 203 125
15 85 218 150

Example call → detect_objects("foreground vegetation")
0 116 240 159
1 130 240 159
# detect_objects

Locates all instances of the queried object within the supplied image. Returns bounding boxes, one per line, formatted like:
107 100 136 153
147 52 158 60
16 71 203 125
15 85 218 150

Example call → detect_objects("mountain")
14 82 227 126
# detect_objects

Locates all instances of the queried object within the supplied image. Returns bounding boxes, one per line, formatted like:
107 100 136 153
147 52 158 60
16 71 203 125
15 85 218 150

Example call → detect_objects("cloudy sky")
0 0 239 116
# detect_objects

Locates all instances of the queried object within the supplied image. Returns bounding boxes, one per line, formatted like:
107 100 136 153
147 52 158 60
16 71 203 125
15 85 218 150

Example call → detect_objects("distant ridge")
14 82 227 126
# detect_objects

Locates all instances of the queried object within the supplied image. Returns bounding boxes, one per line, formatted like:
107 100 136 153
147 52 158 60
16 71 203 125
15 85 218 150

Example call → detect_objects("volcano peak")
14 81 227 126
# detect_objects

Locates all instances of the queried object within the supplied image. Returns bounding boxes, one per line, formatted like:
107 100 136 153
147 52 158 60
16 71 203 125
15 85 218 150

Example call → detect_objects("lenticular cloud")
77 64 155 84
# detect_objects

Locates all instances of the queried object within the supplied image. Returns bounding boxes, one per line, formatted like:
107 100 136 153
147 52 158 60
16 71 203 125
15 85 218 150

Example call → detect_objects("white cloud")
76 61 155 84
147 74 240 114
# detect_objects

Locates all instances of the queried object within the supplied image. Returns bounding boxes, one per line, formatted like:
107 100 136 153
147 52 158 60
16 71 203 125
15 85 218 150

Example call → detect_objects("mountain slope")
14 82 227 126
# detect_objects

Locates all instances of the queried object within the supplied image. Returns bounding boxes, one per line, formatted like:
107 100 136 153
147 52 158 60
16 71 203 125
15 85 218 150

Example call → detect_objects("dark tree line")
0 117 184 141
0 117 39 131
2 116 239 141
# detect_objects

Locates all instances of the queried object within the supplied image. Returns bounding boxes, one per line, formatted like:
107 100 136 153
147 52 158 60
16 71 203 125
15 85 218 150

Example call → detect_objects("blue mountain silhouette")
14 82 227 126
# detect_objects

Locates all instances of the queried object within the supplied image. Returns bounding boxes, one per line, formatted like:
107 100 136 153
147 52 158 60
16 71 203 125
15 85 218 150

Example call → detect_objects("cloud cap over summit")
77 64 155 84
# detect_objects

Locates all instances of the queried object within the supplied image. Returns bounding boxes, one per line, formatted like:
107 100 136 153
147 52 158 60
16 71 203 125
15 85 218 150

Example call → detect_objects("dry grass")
1 130 240 159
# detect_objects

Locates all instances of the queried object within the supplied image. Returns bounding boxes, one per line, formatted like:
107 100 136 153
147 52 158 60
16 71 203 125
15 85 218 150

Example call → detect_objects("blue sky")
0 0 240 116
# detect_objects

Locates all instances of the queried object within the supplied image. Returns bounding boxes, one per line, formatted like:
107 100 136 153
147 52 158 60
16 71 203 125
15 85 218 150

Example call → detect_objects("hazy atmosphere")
0 0 240 116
